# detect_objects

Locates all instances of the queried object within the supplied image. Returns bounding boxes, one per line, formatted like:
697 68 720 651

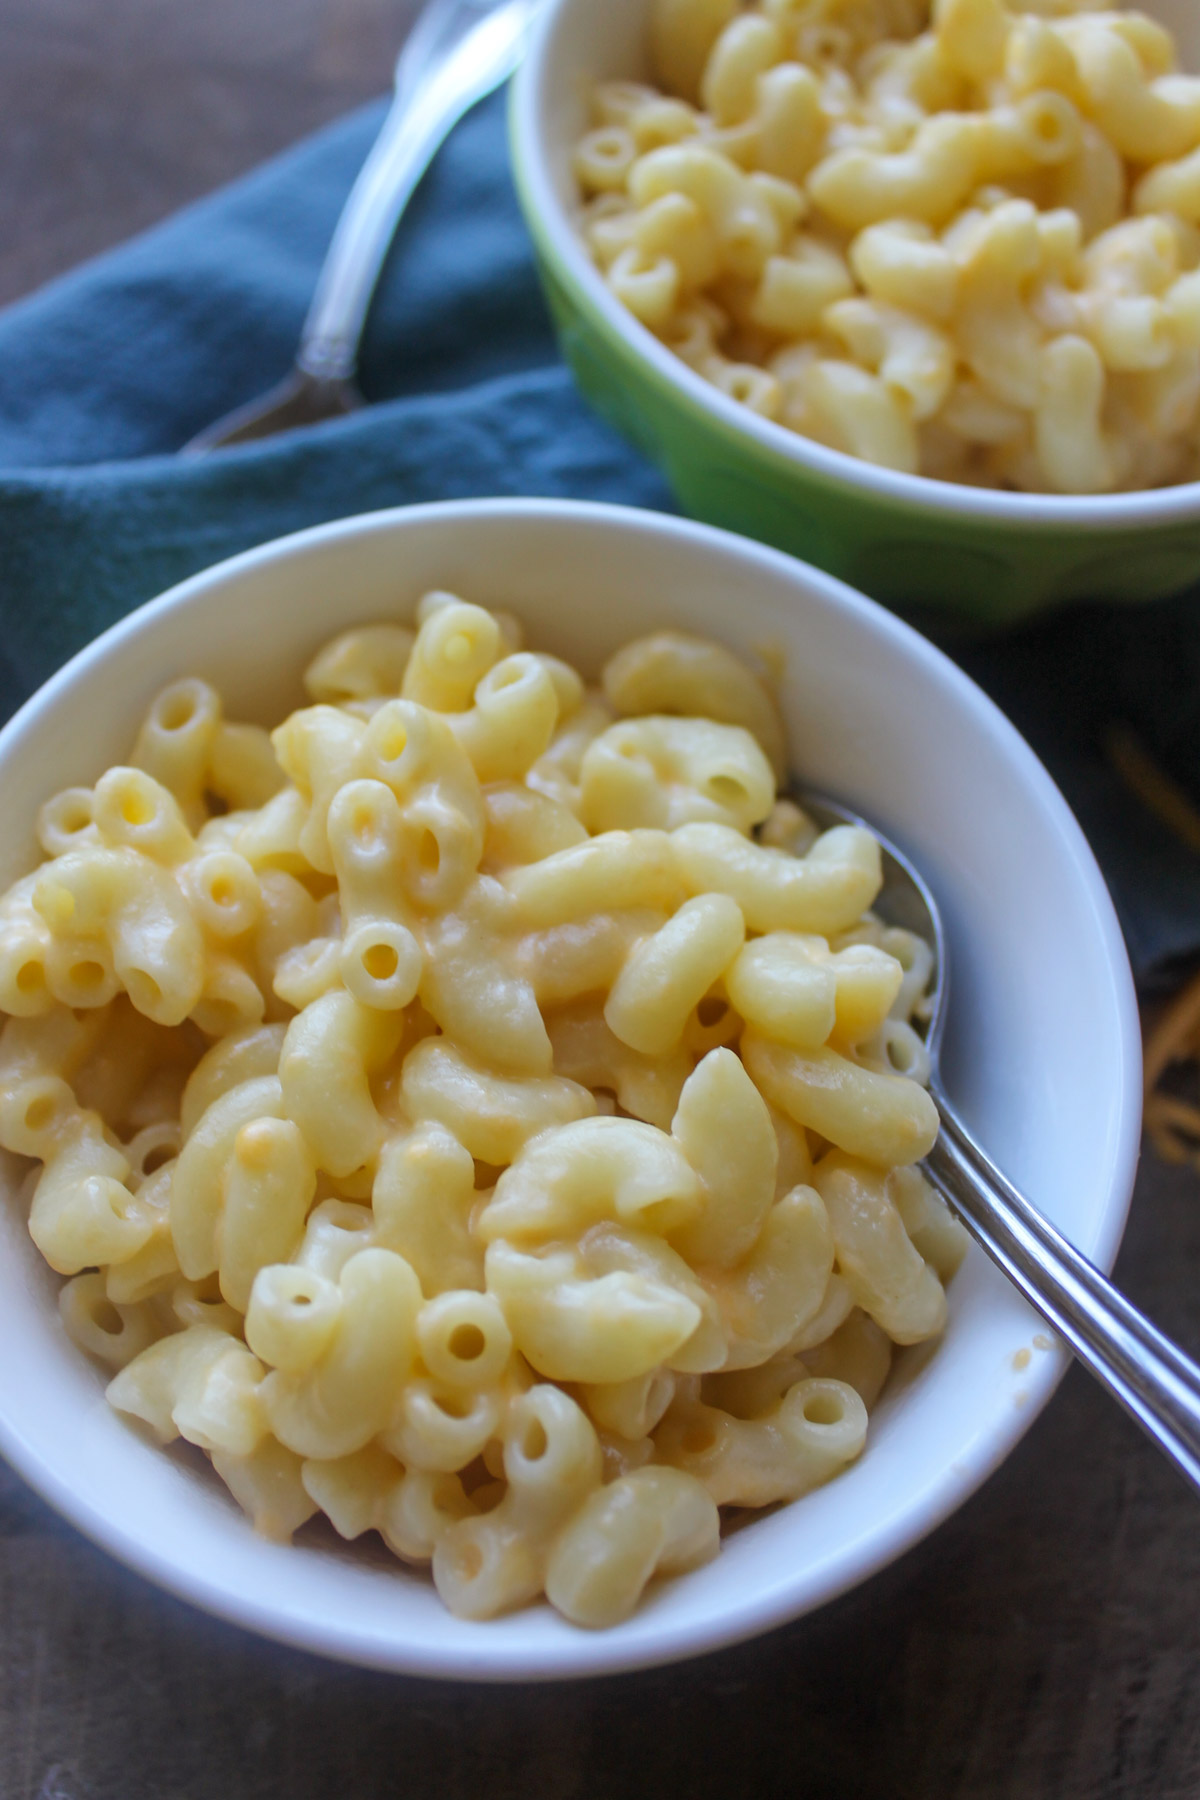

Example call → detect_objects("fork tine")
181 371 362 455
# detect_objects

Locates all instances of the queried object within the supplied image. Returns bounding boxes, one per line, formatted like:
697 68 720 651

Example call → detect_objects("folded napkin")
1 89 1198 984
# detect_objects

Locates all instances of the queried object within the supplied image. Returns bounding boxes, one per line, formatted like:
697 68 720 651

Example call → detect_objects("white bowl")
0 500 1141 1680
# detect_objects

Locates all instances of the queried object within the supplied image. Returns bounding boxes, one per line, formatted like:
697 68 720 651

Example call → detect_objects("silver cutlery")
183 0 543 452
806 793 1200 1495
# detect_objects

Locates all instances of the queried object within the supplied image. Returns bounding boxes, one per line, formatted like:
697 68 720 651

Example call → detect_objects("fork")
182 0 544 453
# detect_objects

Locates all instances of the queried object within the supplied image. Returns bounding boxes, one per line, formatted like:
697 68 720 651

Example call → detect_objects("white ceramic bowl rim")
512 2 1200 531
0 500 1143 1681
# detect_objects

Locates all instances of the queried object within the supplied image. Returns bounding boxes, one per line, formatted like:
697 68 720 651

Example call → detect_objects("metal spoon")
804 794 1200 1496
182 0 543 453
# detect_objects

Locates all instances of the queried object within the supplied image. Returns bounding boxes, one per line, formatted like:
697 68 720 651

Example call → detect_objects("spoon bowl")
802 793 948 1067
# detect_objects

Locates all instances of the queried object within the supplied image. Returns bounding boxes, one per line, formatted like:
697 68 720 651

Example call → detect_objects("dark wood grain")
0 0 414 308
2 6 1200 1798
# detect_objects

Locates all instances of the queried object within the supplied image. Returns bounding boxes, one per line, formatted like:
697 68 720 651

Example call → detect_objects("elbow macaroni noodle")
575 0 1200 493
0 598 967 1628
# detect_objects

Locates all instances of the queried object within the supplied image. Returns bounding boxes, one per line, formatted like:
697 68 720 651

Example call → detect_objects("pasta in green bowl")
510 0 1200 622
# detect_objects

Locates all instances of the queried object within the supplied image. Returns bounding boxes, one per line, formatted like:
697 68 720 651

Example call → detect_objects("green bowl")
509 0 1200 627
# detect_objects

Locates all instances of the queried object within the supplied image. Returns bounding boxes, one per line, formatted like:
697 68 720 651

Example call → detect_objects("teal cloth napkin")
1 89 1198 983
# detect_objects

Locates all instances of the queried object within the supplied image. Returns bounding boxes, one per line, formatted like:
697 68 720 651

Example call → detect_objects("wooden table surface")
2 5 1199 1797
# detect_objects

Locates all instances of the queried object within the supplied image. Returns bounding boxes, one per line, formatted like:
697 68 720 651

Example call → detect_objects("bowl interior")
516 0 1200 533
528 0 1200 275
0 502 1141 1679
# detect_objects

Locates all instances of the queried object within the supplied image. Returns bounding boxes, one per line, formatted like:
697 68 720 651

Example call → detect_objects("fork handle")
298 4 530 383
926 1097 1200 1495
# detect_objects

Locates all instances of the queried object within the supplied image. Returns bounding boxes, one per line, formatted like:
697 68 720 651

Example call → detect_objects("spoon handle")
298 0 536 383
926 1098 1200 1496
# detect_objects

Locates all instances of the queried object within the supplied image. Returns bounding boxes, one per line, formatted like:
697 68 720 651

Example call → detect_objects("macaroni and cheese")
0 596 966 1627
574 0 1200 493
